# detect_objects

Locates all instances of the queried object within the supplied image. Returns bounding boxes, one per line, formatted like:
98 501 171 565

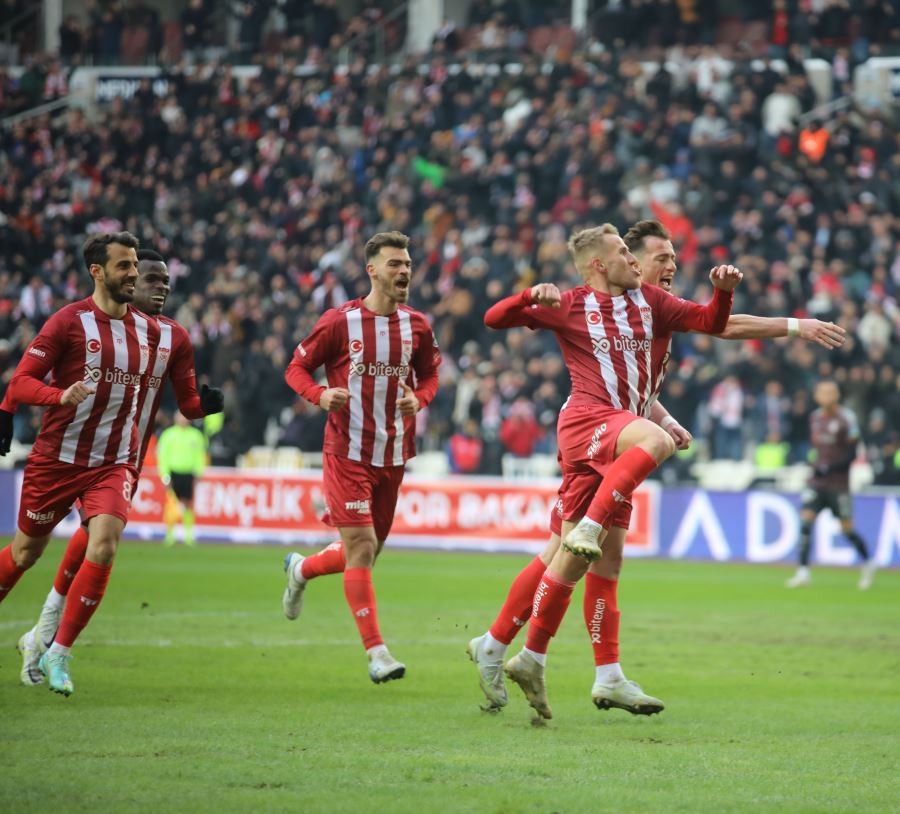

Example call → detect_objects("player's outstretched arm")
716 314 846 348
484 284 561 329
649 400 692 450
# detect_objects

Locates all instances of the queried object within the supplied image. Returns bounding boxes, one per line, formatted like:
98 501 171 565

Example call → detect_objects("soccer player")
157 412 208 547
786 379 876 590
0 232 157 696
281 231 441 684
478 223 742 720
7 247 224 689
468 219 846 716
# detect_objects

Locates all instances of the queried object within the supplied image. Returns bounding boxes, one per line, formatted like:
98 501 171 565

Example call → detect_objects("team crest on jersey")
640 306 653 323
158 346 170 362
140 343 150 364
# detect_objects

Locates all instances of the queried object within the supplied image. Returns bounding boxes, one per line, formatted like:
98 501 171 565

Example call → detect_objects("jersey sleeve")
285 309 338 405
646 284 733 336
484 288 572 331
167 324 204 419
7 310 71 406
410 313 441 408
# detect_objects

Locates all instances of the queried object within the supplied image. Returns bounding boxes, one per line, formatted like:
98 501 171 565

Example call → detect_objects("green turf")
1 539 898 814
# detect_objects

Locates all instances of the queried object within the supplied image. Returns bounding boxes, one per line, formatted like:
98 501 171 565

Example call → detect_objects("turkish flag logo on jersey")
349 339 363 354
87 339 101 353
586 311 601 325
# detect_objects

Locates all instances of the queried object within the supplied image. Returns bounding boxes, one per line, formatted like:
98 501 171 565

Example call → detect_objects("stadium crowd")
1 1 900 484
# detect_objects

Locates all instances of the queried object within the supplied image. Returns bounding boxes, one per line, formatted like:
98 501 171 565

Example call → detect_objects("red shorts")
321 452 405 541
18 452 137 538
553 404 638 531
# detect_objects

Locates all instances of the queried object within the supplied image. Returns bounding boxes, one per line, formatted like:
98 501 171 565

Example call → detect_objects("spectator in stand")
58 17 84 64
448 419 483 474
499 397 544 459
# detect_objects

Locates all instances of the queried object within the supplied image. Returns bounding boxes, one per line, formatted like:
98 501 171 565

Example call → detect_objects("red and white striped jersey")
286 299 441 467
485 283 733 417
7 297 161 468
133 315 204 469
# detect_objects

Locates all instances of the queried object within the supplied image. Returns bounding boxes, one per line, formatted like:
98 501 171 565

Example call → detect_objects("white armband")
660 415 678 431
787 317 800 337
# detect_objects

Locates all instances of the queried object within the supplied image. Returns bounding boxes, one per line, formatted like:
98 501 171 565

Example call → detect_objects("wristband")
660 415 678 431
787 317 800 337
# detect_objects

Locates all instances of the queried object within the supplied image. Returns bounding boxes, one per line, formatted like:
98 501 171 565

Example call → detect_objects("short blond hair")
567 224 619 277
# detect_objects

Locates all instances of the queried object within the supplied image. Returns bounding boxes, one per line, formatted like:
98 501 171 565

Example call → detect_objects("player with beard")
2 247 224 690
0 233 159 695
281 231 441 684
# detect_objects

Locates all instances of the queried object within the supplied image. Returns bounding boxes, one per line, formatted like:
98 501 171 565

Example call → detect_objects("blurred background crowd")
1 0 899 484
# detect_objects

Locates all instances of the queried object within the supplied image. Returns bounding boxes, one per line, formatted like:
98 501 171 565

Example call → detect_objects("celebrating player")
477 223 741 720
786 379 876 590
0 233 158 696
7 248 224 690
281 231 440 684
467 219 846 717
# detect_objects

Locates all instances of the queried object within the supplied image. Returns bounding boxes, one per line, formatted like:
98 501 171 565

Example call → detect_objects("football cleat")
592 678 665 715
36 602 63 651
858 561 876 591
467 635 508 710
786 569 811 588
16 630 44 686
505 650 552 720
562 523 607 561
368 648 406 684
282 552 307 620
39 651 74 697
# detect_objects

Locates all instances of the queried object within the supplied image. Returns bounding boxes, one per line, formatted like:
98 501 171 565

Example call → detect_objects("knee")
601 552 624 580
86 533 120 565
644 427 676 463
343 533 376 568
12 545 41 570
11 534 49 569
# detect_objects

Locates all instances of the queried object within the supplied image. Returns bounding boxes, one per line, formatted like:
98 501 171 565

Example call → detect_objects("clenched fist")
61 381 97 407
319 387 350 411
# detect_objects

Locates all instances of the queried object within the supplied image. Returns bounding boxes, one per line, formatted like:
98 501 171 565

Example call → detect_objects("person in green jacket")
157 412 208 546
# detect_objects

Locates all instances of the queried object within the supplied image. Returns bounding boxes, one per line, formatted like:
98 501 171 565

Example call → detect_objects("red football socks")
343 567 383 650
0 544 26 603
53 526 89 595
584 572 620 666
524 570 576 655
489 555 547 645
301 541 345 580
53 560 112 648
586 446 657 527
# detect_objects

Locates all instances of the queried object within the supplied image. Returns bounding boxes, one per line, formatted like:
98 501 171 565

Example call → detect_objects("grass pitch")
1 539 898 813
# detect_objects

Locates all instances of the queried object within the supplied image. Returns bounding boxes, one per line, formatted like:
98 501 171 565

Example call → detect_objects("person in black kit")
787 380 877 590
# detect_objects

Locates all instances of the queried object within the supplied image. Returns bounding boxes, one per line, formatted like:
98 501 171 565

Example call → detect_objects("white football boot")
563 522 607 561
282 552 307 620
505 650 552 720
467 634 508 710
592 678 665 715
367 647 406 684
